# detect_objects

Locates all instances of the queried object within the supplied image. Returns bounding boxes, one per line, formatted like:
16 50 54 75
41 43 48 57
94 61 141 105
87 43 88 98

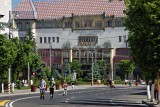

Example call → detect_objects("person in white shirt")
39 77 46 100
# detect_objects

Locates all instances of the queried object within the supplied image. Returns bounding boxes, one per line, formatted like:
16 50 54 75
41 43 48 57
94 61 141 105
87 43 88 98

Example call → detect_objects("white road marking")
5 96 39 107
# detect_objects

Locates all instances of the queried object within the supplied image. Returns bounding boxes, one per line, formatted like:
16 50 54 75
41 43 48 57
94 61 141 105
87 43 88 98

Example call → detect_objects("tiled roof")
13 0 125 20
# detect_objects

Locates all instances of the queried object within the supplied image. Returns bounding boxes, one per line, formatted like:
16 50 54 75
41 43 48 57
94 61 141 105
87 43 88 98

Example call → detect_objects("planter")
31 85 36 92
61 82 64 88
45 85 48 91
55 84 60 90
135 82 139 86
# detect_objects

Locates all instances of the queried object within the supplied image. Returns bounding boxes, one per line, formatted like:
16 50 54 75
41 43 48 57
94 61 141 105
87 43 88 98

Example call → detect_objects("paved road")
1 85 150 107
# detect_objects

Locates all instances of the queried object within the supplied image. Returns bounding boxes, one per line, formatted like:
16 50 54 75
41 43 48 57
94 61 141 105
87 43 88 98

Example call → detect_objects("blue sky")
12 0 23 8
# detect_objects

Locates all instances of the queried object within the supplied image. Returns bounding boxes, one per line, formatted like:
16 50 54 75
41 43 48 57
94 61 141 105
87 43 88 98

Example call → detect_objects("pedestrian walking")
129 80 131 87
63 81 68 96
108 79 112 87
49 78 55 99
71 82 75 89
111 80 115 88
39 77 46 100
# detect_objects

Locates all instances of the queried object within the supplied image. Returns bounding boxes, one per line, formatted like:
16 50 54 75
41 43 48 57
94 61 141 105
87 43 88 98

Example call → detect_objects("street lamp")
90 47 95 86
50 43 52 79
91 50 94 86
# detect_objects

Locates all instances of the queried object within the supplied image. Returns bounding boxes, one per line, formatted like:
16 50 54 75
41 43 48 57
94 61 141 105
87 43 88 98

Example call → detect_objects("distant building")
0 0 18 38
13 0 131 79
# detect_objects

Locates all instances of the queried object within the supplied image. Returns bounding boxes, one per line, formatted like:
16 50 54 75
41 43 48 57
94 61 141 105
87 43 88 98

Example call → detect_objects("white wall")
0 0 12 23
34 27 128 49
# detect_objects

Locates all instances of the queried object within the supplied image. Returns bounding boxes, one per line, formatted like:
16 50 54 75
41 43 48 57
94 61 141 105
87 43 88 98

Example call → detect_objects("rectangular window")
48 37 51 43
44 37 46 43
78 36 98 46
52 37 55 42
119 36 122 42
17 23 22 31
57 37 59 43
40 37 42 43
123 36 126 42
25 23 30 30
19 37 25 41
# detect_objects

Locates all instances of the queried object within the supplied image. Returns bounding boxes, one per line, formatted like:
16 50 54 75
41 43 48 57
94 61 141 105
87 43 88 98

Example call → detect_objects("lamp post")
50 44 52 78
28 62 30 85
91 50 94 86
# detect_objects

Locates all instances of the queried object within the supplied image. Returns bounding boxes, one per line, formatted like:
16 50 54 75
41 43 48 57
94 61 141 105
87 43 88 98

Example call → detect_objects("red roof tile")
13 0 126 20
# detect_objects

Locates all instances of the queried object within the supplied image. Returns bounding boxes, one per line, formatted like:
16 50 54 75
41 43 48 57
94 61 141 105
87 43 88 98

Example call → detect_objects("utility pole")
8 67 11 93
50 44 52 78
28 62 30 85
91 50 94 86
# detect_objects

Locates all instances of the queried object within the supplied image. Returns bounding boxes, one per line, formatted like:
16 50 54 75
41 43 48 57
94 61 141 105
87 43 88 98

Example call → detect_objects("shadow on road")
130 91 146 96
61 98 149 107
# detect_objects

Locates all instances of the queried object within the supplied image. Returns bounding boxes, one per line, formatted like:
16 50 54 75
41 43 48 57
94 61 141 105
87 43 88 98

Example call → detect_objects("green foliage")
118 60 135 79
32 77 39 87
0 35 17 82
62 41 72 49
124 0 160 80
69 60 82 78
0 28 42 83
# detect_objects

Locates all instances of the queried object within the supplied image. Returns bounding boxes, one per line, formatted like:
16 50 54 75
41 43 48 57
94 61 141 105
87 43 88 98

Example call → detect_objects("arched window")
96 21 102 27
75 21 80 28
84 19 92 28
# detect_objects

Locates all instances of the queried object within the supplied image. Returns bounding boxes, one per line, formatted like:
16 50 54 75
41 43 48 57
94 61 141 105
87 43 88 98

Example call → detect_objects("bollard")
8 83 10 94
12 82 15 93
1 83 4 93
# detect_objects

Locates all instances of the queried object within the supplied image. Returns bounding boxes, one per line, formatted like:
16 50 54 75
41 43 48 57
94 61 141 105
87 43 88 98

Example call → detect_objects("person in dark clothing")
49 78 55 99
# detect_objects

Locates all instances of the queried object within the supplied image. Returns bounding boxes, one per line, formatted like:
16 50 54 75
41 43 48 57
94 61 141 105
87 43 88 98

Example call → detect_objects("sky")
12 0 23 8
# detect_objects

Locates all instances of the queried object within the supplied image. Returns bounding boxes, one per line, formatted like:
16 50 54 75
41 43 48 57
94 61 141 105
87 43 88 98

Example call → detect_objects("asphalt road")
2 86 149 107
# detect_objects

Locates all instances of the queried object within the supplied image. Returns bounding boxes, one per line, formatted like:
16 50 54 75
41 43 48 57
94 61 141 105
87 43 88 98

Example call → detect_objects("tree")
97 60 107 80
0 35 17 82
124 0 160 81
69 60 82 78
118 60 135 80
62 41 72 49
124 0 160 101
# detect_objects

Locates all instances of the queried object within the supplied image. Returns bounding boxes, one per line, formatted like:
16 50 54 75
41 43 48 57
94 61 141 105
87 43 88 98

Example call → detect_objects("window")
48 37 51 43
119 36 122 42
57 37 59 43
19 37 25 41
40 37 42 43
75 21 80 28
65 22 72 28
78 36 98 46
17 23 22 31
36 22 43 28
108 21 112 27
44 37 46 43
25 23 30 30
123 36 126 42
96 21 102 27
52 37 55 42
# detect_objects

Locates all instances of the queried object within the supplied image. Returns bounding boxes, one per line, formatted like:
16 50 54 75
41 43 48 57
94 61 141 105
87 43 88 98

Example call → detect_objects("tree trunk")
151 72 155 102
147 83 151 100
151 84 155 102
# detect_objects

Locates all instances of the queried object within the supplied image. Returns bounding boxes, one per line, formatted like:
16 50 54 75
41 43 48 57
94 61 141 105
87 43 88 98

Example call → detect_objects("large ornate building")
13 0 131 79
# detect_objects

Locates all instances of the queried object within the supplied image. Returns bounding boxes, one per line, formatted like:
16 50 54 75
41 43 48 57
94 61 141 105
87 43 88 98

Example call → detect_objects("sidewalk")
0 84 105 97
0 84 159 107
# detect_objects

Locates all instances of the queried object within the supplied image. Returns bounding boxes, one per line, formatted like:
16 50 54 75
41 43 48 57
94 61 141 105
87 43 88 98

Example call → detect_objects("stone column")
110 48 115 80
69 49 73 62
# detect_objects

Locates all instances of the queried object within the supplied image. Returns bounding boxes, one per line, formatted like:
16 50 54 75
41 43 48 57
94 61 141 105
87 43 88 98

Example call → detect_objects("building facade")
13 0 131 79
0 0 18 38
